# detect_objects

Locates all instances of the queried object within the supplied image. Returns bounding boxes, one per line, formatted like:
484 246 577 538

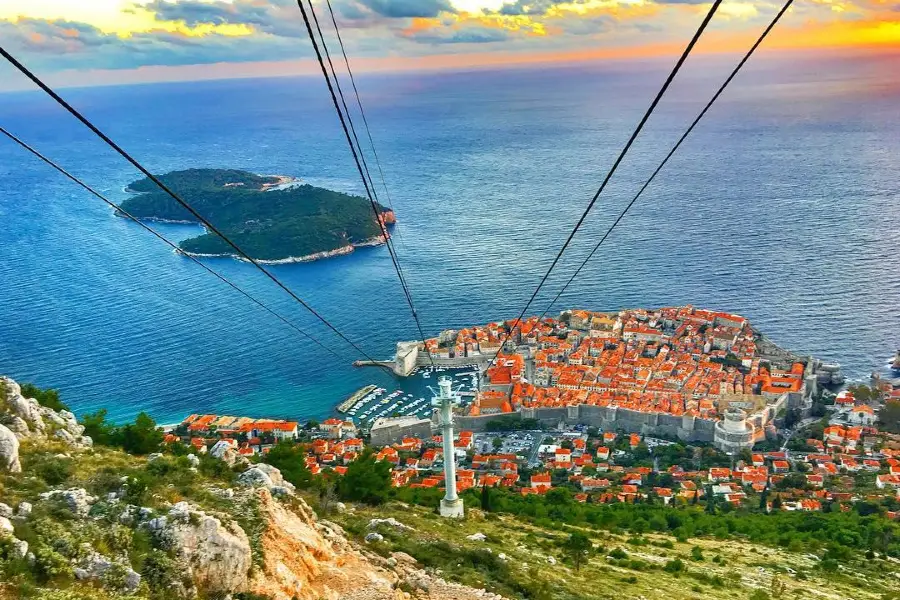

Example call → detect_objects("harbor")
335 365 481 428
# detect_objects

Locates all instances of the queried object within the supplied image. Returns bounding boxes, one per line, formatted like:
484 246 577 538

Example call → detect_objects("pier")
337 384 377 413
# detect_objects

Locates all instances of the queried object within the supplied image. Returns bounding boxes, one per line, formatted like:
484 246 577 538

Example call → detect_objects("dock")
337 384 377 413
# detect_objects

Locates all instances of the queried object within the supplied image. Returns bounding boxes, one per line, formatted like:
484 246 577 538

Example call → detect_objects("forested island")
120 168 395 263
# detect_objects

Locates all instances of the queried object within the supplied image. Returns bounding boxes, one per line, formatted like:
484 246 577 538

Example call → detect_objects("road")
780 417 820 452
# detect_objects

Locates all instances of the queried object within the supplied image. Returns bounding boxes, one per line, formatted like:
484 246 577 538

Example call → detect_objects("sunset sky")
1 0 899 89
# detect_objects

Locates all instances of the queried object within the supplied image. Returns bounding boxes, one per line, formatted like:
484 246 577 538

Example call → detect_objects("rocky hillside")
0 376 502 600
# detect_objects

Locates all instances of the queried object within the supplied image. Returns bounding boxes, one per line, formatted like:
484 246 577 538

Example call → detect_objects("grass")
327 500 900 600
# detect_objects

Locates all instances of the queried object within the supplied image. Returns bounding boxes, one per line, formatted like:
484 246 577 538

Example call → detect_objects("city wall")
454 405 716 442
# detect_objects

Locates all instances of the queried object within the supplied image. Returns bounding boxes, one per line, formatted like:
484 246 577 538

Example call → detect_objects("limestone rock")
246 489 401 600
365 532 385 543
39 488 97 517
186 453 200 467
209 440 240 465
0 503 12 518
238 464 295 495
367 517 414 532
74 549 142 594
0 424 22 473
466 532 487 542
146 502 252 595
10 537 28 559
0 376 92 449
16 502 32 518
0 516 14 535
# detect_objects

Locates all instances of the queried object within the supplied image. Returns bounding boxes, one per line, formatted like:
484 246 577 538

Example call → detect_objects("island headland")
120 168 396 263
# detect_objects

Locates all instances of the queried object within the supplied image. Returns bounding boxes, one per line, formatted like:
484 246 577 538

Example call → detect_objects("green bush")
664 558 685 573
19 383 68 412
31 546 73 583
32 456 74 486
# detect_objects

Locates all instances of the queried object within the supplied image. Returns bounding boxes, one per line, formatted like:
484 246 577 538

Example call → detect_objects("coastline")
179 235 387 265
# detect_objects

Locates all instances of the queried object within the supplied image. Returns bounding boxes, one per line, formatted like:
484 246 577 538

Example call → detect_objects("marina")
336 384 377 413
339 366 482 426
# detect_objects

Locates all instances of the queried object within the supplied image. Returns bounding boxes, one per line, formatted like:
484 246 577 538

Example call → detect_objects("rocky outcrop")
209 440 242 466
0 376 92 449
247 489 401 600
39 488 97 517
146 501 252 595
0 423 21 473
73 545 142 594
238 463 295 496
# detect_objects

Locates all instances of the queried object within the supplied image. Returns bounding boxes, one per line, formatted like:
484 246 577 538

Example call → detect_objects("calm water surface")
1 52 898 423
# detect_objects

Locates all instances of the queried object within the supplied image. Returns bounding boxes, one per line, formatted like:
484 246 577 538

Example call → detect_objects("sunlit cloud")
0 0 897 90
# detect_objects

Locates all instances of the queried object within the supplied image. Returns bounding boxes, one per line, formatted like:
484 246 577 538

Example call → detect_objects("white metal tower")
433 375 464 518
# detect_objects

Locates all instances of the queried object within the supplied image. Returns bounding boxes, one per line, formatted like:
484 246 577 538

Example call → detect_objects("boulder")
74 549 142 594
367 517 414 532
466 532 487 542
0 424 21 473
186 453 200 467
39 488 97 517
10 538 28 559
209 440 239 465
145 502 252 594
16 502 32 518
0 516 14 535
0 503 12 518
365 532 384 543
237 464 295 495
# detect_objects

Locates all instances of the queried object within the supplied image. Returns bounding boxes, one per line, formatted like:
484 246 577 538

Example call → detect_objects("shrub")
31 546 73 583
19 383 68 412
664 558 685 573
32 456 74 486
607 548 628 560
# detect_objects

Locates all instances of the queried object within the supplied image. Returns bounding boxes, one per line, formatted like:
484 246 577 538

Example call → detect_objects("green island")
120 168 395 263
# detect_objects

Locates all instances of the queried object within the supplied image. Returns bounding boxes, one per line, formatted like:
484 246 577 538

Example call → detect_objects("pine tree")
772 494 783 510
705 485 716 515
691 490 699 505
480 484 492 512
759 486 770 512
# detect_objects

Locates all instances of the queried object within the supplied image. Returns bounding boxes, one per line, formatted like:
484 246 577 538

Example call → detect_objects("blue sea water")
1 51 898 424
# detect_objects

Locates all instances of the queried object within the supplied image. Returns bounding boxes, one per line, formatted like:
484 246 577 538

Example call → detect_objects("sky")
0 0 899 89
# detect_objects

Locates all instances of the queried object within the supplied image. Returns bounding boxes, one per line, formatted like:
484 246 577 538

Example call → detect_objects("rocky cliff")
0 375 500 600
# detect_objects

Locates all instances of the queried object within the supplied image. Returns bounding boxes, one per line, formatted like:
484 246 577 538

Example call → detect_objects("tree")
119 412 164 455
19 383 68 412
771 494 783 510
338 450 392 505
264 441 313 489
562 532 592 571
481 484 492 512
759 486 770 511
492 437 503 451
691 490 699 505
690 545 704 561
560 439 574 451
848 384 880 405
704 486 716 515
879 399 900 434
80 408 116 446
783 408 801 430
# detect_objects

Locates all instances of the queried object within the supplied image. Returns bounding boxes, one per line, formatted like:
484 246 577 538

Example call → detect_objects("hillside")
120 168 394 262
0 377 492 600
2 376 898 600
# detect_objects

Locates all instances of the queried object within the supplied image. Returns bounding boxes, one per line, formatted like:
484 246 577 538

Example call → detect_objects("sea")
1 50 898 425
